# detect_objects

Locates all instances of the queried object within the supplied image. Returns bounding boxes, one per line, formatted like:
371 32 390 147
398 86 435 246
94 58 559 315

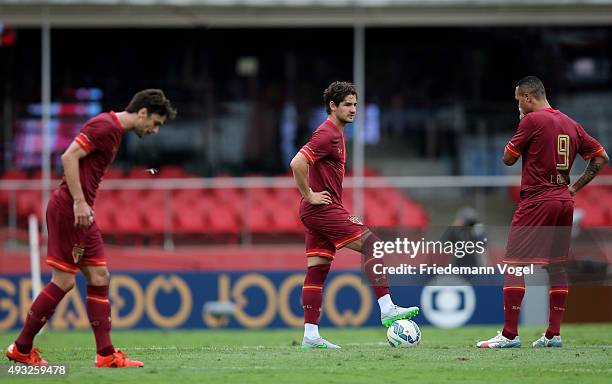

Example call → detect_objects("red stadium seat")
16 190 42 218
365 199 398 227
1 170 29 207
104 167 124 179
575 195 610 227
244 205 272 233
205 204 240 234
271 206 302 233
158 165 191 178
174 208 206 234
93 208 115 232
276 188 302 205
116 189 149 205
246 187 274 206
398 202 428 228
172 189 204 205
143 204 170 234
113 204 146 234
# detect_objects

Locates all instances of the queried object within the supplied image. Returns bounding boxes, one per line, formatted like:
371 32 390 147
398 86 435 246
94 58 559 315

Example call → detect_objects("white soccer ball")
387 319 421 348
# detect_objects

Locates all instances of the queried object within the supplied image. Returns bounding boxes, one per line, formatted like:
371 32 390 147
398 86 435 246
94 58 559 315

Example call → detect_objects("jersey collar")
325 119 342 133
110 111 125 132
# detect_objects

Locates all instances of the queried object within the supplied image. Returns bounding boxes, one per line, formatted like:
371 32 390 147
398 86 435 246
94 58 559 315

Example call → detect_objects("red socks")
362 235 390 299
546 269 568 339
501 268 569 340
502 274 525 340
15 282 67 354
302 264 331 324
86 285 115 356
15 282 116 357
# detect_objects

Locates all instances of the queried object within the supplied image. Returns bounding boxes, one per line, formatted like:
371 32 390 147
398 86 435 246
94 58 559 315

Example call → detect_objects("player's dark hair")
516 76 546 100
323 81 357 115
126 89 177 120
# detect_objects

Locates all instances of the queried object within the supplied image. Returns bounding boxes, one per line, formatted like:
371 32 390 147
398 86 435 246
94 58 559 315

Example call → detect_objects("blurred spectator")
443 207 487 268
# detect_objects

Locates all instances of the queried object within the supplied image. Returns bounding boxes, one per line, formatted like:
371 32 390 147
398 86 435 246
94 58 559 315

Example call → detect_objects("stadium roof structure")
1 0 612 27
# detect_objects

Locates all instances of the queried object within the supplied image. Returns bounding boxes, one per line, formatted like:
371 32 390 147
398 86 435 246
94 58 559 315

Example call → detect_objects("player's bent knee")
52 275 76 292
307 256 333 267
51 267 77 292
87 268 110 286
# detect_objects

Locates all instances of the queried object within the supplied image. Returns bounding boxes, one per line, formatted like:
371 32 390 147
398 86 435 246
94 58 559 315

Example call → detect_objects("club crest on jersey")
348 215 363 225
72 245 84 264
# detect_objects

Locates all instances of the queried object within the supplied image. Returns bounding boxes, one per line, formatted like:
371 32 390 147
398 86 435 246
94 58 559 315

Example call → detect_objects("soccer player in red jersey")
291 81 419 349
6 89 176 366
477 76 608 349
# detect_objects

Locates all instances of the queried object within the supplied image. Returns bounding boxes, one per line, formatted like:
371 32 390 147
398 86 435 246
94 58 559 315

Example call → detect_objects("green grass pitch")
2 324 611 383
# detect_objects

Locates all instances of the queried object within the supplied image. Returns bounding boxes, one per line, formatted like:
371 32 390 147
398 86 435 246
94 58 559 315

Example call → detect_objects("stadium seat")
0 169 29 207
174 208 206 234
113 204 146 234
16 190 42 218
205 204 240 234
275 188 302 205
172 189 204 206
1 169 28 180
104 167 124 179
158 165 191 178
143 203 170 234
244 205 273 233
126 168 152 179
365 199 398 227
93 207 115 232
398 201 428 228
271 206 302 233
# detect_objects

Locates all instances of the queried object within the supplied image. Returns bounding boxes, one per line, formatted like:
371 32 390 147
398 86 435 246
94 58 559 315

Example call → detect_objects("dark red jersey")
55 111 123 207
506 108 604 202
299 119 346 217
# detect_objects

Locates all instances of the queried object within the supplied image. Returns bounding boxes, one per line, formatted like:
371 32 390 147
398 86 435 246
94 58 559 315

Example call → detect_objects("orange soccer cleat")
5 343 48 366
95 349 144 368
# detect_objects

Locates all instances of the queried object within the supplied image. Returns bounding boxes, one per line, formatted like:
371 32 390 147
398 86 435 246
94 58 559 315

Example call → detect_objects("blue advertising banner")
0 271 503 331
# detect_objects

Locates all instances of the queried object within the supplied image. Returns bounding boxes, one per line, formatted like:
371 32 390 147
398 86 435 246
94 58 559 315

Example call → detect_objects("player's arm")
61 140 95 228
503 113 531 166
289 152 331 205
568 150 609 196
503 146 520 166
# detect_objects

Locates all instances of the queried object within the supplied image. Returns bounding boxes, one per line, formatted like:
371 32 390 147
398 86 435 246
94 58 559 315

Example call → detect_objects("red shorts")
301 204 370 260
46 196 106 274
504 199 573 265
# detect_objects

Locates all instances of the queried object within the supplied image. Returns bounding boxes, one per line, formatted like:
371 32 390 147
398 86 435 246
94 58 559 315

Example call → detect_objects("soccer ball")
387 319 421 348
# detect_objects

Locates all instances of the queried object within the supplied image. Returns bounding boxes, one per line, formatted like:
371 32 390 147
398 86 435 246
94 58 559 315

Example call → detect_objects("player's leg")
502 273 525 341
534 201 572 348
7 198 78 365
479 200 561 348
6 267 75 365
80 223 143 367
80 265 144 367
80 265 114 356
476 272 524 348
532 264 566 348
345 233 419 326
300 228 340 349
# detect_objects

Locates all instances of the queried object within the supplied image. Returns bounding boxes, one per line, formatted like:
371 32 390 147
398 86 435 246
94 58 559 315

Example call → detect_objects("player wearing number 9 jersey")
477 76 608 349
